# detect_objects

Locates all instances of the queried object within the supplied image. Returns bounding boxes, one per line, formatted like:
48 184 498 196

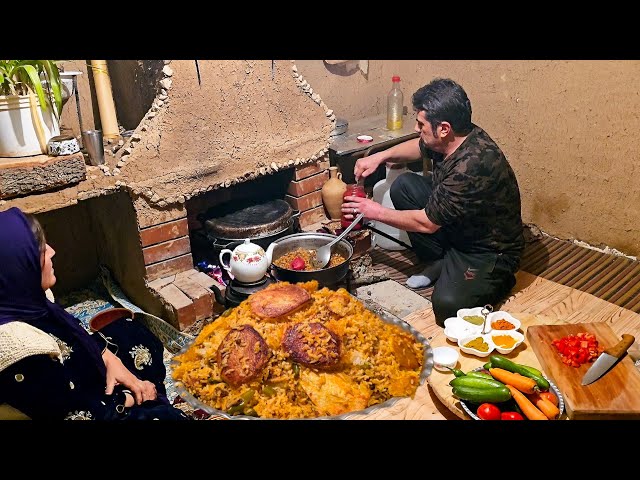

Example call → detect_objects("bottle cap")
357 135 373 143
392 75 401 82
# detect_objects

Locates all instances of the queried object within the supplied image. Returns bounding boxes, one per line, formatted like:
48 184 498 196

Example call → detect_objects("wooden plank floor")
373 270 640 420
368 234 640 315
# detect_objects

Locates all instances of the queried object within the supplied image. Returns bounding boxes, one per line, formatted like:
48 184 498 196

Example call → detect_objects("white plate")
486 311 521 332
456 307 491 333
443 316 484 342
458 333 495 357
488 330 525 354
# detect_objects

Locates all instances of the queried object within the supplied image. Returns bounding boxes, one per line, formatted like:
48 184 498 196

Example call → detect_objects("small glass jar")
341 184 366 230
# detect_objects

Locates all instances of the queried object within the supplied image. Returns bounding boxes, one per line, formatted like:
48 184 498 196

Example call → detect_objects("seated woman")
0 207 189 420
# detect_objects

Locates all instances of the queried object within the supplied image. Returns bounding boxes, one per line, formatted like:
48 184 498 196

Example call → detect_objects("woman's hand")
354 152 386 181
103 349 157 405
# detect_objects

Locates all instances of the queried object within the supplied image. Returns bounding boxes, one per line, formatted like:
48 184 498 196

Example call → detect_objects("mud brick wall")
285 156 330 228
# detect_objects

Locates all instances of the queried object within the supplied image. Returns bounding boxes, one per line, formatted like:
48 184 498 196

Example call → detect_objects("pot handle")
208 282 225 306
290 209 301 233
219 249 233 273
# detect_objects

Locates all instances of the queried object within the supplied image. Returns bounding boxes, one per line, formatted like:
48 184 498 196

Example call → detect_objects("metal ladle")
481 304 493 334
315 212 365 269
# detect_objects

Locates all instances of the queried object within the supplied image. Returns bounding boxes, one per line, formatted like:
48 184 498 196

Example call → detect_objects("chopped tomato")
551 333 604 367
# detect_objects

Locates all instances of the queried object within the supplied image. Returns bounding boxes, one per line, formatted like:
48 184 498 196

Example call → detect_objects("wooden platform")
369 233 640 315
357 270 640 420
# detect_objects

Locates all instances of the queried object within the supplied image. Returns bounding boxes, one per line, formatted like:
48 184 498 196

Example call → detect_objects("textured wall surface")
297 60 640 256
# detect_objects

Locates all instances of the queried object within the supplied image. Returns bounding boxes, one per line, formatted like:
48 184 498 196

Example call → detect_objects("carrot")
538 391 559 407
529 392 561 420
506 385 548 420
489 367 539 394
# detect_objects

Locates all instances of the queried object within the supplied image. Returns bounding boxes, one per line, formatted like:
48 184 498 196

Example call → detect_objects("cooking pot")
270 232 353 288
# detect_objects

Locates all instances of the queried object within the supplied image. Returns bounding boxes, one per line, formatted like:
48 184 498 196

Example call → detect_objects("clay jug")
321 166 347 220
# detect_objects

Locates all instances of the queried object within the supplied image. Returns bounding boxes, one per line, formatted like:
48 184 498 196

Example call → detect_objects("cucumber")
489 355 551 391
449 376 505 389
466 371 494 380
446 366 466 377
483 362 492 370
452 385 512 403
519 364 545 377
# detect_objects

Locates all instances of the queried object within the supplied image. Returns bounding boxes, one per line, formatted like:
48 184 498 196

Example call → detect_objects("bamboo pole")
90 60 120 140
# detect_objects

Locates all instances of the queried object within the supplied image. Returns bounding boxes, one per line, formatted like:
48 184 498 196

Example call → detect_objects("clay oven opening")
8 60 334 332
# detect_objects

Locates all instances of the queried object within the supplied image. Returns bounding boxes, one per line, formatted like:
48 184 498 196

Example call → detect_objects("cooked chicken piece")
282 322 342 369
249 283 311 319
299 370 372 416
217 325 269 386
326 292 353 316
391 336 420 369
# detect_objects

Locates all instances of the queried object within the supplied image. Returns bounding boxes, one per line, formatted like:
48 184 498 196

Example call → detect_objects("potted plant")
0 60 63 158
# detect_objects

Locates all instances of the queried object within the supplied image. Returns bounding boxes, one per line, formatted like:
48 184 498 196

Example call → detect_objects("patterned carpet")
368 234 640 314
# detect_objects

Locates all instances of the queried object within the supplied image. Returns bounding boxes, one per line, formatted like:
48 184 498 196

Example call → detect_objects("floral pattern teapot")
219 239 278 283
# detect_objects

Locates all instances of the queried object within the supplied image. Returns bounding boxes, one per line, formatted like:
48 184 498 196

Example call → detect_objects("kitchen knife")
581 334 635 385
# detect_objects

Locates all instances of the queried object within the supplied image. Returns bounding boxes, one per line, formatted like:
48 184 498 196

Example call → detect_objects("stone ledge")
0 152 86 199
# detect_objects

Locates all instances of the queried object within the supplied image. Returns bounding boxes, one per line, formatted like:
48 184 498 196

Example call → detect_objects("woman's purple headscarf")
0 207 105 376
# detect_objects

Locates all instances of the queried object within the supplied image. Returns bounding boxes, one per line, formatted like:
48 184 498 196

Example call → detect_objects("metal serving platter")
459 367 565 420
170 297 433 420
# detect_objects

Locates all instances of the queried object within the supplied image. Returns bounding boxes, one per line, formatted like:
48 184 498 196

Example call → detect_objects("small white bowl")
489 330 525 354
444 316 483 342
458 333 495 357
486 311 521 332
432 346 459 372
456 307 491 333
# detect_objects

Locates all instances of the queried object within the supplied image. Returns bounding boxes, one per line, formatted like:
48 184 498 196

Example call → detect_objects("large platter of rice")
171 280 433 419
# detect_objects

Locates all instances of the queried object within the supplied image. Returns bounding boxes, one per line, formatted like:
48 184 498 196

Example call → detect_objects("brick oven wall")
141 157 332 331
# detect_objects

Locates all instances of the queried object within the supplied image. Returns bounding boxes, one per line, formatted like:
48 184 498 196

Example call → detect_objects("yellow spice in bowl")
463 337 489 352
492 335 517 349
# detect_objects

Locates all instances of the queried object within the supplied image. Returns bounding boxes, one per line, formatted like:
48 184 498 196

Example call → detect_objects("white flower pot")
0 94 60 158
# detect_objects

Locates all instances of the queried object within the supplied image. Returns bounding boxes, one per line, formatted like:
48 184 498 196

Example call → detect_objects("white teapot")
219 239 278 283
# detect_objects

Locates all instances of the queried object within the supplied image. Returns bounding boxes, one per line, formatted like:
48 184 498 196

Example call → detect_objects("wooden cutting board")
527 323 640 419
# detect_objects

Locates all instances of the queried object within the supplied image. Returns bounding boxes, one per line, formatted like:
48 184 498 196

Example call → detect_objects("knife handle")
605 334 635 358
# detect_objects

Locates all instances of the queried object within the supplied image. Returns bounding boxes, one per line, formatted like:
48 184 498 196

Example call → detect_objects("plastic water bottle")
386 75 403 130
372 164 411 250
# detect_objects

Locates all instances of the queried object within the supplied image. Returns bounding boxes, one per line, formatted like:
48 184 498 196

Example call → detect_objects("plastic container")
432 346 459 372
341 184 366 230
371 164 411 250
386 75 403 130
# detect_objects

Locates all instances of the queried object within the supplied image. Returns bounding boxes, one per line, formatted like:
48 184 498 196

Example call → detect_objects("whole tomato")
501 411 524 420
476 403 501 420
290 257 306 271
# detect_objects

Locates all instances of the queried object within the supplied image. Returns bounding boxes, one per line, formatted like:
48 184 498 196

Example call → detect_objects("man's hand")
103 349 157 405
342 196 384 222
354 151 386 181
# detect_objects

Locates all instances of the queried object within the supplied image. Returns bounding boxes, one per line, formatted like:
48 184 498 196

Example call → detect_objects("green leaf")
41 60 62 118
18 64 50 111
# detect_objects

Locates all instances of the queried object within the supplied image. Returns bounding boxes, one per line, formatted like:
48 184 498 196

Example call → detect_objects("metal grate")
369 237 640 314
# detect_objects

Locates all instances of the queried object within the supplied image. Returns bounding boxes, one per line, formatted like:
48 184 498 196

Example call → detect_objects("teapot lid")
234 238 264 254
